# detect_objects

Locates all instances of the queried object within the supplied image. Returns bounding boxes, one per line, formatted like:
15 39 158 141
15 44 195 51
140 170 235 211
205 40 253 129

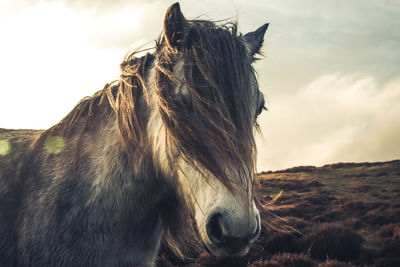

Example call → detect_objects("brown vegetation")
158 160 400 266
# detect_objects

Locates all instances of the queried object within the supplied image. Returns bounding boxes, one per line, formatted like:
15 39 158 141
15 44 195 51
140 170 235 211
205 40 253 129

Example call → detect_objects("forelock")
154 20 258 196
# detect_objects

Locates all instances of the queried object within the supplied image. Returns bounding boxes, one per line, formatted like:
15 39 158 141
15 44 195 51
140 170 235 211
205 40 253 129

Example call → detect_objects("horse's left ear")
163 2 190 50
243 23 269 57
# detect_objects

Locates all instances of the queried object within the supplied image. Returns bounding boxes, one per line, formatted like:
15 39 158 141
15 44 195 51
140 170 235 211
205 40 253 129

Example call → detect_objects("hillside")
158 160 400 266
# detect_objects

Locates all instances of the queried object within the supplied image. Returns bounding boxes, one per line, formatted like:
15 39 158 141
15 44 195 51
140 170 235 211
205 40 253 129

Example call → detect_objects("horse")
0 3 268 266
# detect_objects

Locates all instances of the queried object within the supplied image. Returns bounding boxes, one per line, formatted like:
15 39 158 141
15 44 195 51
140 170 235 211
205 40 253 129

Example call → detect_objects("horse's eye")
173 94 193 113
181 98 193 112
256 100 266 117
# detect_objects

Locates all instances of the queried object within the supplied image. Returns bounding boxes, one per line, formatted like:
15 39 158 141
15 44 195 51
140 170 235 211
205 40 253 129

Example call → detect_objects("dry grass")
157 160 400 266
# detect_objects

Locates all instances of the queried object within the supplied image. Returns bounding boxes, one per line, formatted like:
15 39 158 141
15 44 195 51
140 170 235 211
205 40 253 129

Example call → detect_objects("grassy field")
158 160 400 266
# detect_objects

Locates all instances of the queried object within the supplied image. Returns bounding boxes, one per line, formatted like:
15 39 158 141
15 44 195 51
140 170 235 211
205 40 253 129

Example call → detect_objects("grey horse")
0 3 268 266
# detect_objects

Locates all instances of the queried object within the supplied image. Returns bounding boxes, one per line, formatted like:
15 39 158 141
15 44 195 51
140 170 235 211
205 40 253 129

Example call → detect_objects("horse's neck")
70 79 156 183
74 111 128 179
69 105 163 206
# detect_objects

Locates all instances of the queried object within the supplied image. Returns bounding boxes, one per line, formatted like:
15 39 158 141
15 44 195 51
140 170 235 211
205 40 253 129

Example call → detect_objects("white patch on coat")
145 64 173 175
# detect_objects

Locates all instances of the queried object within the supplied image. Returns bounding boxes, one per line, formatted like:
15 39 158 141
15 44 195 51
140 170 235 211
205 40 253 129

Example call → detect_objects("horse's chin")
202 241 250 258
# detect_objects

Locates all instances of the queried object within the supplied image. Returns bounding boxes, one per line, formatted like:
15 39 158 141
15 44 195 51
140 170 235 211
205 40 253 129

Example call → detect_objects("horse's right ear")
163 2 190 50
243 23 269 58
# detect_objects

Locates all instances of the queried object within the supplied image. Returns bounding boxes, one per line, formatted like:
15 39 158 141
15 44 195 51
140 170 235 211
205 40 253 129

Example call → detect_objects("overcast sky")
0 0 399 171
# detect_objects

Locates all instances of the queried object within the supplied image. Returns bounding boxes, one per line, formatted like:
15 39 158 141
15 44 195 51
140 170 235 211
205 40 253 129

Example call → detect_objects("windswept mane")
154 20 258 194
35 54 154 148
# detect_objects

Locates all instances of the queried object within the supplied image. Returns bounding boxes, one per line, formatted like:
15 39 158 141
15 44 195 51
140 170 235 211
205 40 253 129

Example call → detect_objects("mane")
150 20 263 258
35 54 154 148
153 20 258 195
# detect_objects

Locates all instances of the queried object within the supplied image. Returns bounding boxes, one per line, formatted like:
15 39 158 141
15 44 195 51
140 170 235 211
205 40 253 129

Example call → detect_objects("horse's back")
0 128 43 266
0 128 42 183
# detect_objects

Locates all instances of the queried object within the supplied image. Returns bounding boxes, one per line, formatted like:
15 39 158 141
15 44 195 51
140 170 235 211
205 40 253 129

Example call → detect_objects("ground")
158 159 400 266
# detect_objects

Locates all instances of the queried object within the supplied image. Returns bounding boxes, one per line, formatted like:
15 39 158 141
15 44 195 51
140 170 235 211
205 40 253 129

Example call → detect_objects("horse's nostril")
206 211 260 254
206 213 225 244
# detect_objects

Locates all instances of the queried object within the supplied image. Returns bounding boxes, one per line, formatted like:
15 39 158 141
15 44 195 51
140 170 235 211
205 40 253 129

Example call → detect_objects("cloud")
257 74 400 171
252 0 400 91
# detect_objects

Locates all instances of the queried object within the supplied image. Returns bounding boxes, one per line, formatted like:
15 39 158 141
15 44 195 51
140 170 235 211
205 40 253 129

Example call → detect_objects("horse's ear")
163 2 190 50
243 23 269 57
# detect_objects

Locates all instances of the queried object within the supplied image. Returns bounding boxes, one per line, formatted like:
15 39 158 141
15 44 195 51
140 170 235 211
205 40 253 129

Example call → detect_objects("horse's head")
147 3 268 257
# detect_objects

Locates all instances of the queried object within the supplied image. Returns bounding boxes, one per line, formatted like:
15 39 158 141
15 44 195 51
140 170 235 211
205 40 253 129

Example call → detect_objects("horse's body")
0 91 165 266
0 3 268 267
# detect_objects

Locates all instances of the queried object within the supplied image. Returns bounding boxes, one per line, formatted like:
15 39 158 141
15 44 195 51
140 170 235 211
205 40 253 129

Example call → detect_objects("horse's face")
149 3 268 257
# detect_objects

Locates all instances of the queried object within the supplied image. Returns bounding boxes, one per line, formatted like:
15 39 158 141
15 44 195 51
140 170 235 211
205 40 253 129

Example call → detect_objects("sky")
0 0 399 171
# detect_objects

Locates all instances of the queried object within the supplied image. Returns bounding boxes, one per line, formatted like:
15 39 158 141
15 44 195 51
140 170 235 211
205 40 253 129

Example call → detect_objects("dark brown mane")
112 53 155 154
153 20 258 195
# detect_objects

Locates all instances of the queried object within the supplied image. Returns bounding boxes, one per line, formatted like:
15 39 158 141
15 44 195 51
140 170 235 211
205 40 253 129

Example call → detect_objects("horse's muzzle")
205 210 261 255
